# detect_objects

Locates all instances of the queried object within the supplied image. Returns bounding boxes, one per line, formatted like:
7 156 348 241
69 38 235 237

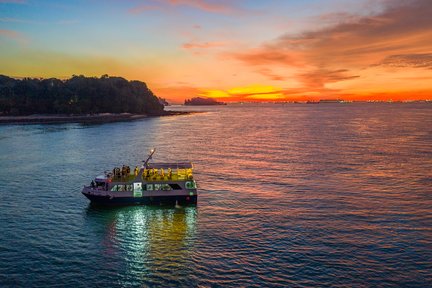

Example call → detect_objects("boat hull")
82 192 197 206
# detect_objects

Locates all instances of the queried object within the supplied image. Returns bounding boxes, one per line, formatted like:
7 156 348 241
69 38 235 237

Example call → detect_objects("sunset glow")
1 0 431 102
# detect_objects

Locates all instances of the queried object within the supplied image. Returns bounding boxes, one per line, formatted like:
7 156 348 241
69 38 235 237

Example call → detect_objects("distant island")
184 97 226 105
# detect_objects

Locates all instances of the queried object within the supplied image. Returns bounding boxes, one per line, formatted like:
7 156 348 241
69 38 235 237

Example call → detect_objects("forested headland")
0 75 165 116
184 97 226 105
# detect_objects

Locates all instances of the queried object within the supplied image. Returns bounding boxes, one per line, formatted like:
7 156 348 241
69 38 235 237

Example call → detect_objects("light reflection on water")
84 206 197 286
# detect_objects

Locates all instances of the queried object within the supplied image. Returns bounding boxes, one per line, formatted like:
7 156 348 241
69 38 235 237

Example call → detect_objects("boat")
81 149 198 206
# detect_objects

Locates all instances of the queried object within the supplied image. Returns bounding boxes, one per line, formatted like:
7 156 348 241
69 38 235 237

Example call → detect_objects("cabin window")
110 185 132 191
95 181 105 188
161 184 171 191
154 184 161 190
146 184 153 191
169 184 182 190
185 181 197 189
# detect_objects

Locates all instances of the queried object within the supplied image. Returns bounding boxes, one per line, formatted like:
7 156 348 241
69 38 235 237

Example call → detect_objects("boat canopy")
95 175 108 181
146 162 193 169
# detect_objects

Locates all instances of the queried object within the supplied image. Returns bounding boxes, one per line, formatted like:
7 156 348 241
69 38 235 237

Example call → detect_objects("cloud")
0 29 28 44
165 0 232 13
129 0 235 14
227 84 282 96
198 89 230 98
375 53 432 69
256 68 286 81
225 0 432 93
128 4 160 14
229 47 303 67
0 17 41 24
196 84 288 101
245 93 285 100
182 41 225 49
299 69 360 89
276 0 432 65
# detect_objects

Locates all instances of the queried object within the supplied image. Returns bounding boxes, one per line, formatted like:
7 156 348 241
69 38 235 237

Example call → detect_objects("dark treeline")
185 97 226 105
0 74 164 115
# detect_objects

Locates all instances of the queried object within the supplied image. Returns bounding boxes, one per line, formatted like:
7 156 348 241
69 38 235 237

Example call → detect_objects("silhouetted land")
185 97 226 105
0 75 193 124
0 74 166 116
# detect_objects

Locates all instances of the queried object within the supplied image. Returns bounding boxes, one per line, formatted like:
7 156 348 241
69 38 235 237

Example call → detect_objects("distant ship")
81 149 198 206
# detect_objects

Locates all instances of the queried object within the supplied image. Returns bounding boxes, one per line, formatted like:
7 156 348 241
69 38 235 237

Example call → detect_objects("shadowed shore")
0 110 194 125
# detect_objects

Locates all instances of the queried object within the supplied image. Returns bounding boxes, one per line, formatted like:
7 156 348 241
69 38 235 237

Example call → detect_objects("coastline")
0 110 193 125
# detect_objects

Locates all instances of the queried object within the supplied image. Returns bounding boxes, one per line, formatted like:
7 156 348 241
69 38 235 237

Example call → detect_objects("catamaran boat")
82 149 198 205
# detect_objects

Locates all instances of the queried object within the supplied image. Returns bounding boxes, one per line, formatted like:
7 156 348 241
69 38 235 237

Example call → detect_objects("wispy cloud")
256 68 286 81
0 29 28 44
0 17 42 24
182 41 225 49
226 0 432 91
299 69 359 89
229 47 303 67
375 53 432 69
129 0 235 14
128 4 160 14
165 0 232 13
0 17 78 25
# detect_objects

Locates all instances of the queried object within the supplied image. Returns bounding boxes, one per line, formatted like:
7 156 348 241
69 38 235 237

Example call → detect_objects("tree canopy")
0 75 164 115
184 97 226 105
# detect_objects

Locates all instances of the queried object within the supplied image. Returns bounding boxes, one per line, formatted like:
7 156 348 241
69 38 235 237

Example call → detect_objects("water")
0 103 431 287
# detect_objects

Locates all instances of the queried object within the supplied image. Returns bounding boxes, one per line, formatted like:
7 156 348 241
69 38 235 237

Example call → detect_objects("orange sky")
1 0 432 103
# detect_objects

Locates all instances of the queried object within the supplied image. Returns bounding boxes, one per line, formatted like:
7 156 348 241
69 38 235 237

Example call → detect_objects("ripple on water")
0 103 431 287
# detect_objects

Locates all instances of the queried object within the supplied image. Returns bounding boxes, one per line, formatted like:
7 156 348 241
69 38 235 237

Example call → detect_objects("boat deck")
110 168 193 183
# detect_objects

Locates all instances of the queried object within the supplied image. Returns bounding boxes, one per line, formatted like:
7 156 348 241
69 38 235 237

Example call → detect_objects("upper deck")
106 162 194 183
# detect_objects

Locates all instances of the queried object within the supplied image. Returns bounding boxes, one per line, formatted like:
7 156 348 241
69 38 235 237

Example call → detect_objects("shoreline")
0 110 194 125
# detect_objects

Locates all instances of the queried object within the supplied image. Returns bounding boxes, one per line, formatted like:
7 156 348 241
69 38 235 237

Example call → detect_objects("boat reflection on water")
85 205 197 285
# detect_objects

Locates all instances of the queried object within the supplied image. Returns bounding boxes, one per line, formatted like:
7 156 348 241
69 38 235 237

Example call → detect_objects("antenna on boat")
143 148 156 168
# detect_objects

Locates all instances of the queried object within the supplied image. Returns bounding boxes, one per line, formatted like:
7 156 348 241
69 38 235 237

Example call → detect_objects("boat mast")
143 148 156 168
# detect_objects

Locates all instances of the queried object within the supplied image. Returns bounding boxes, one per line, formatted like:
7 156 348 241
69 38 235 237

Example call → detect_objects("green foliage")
0 75 164 115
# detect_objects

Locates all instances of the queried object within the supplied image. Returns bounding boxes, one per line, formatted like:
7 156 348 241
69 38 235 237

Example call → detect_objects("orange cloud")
230 47 304 67
256 68 286 81
227 84 282 96
299 69 359 89
195 85 289 101
375 53 432 69
182 41 225 49
224 0 432 100
245 93 285 100
198 89 230 98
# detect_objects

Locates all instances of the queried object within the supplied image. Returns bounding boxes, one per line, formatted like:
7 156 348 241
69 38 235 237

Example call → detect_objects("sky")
1 0 431 103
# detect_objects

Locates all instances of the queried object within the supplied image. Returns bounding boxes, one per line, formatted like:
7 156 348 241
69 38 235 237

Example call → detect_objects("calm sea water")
0 103 431 287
